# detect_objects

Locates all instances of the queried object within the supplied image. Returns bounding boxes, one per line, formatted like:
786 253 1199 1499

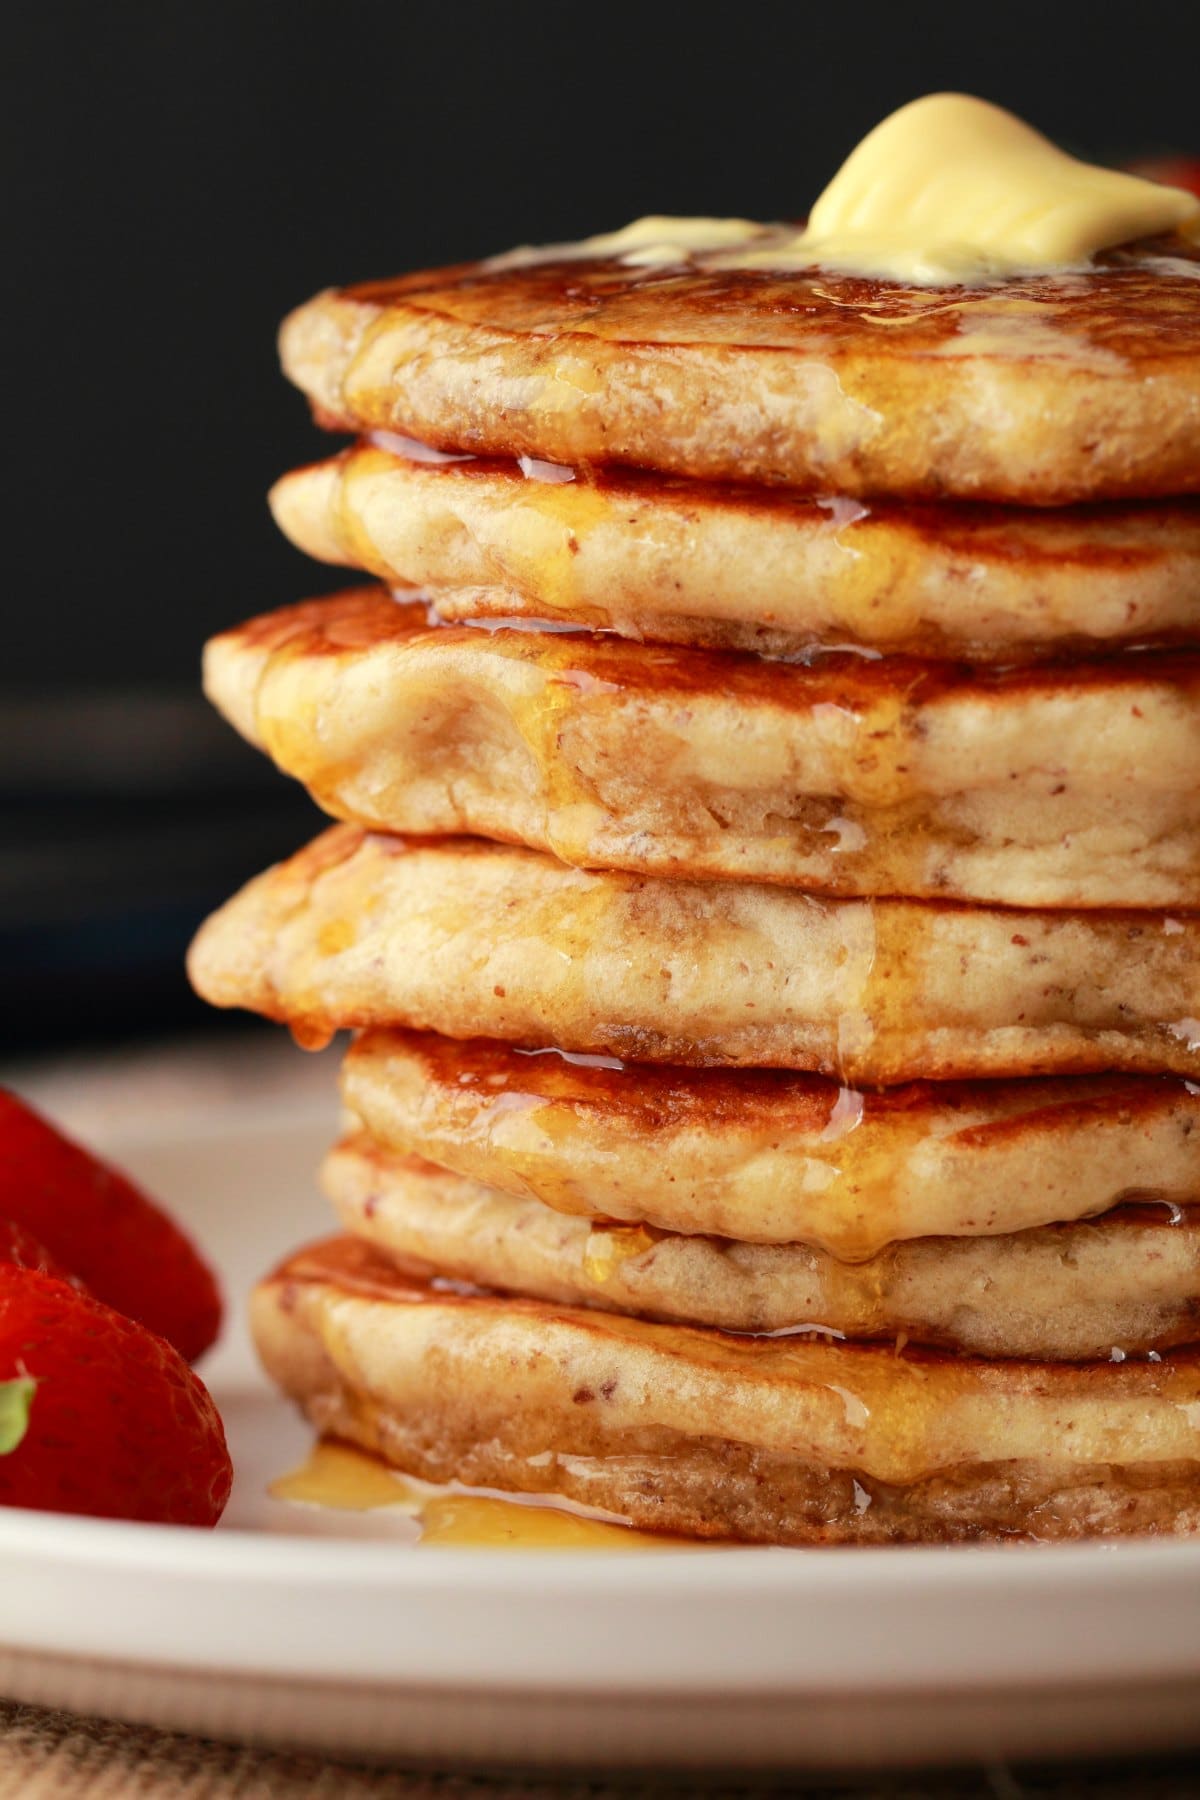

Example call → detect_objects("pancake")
323 1137 1200 1360
340 1031 1200 1256
278 236 1200 503
205 587 1200 908
271 446 1200 663
252 1237 1200 1543
187 824 1200 1083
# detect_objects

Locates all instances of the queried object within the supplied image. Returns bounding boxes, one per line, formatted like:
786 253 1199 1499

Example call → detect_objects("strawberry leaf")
0 1378 35 1454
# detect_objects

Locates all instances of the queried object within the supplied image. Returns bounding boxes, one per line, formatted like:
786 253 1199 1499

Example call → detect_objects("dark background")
3 0 1199 1051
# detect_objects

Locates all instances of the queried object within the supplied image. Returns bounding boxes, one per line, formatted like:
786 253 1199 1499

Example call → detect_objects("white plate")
1 1079 1200 1771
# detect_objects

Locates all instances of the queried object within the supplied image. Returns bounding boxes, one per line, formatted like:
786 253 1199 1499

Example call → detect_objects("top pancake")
280 237 1200 503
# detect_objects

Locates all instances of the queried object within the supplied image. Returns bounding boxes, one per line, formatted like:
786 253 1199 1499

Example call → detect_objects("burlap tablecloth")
0 1703 1197 1800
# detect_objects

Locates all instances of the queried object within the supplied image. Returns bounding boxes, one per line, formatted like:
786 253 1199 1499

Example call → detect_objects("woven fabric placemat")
1 1703 1199 1800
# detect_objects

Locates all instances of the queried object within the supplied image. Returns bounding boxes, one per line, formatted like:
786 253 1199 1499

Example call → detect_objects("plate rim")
3 1503 1200 1695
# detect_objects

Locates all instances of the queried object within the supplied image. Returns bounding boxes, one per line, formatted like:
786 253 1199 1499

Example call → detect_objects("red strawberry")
0 1266 231 1526
0 1091 221 1362
0 1219 79 1285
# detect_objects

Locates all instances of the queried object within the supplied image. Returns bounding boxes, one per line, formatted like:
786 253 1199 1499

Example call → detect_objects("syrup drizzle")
269 1439 705 1549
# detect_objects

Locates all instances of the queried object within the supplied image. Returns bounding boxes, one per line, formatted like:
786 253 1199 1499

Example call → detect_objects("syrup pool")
269 1439 710 1549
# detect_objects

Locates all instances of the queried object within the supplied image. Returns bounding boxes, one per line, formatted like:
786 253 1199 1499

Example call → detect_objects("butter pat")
575 214 763 267
486 214 763 273
490 93 1200 287
786 93 1200 283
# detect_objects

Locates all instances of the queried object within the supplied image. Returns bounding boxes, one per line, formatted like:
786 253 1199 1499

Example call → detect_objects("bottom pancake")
252 1238 1200 1545
322 1136 1200 1360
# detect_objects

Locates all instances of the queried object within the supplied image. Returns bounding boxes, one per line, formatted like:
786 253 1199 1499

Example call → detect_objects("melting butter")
489 94 1200 287
486 214 763 272
570 214 764 267
784 93 1200 283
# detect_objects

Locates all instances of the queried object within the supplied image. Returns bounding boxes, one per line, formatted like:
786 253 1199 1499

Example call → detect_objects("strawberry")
0 1266 231 1526
0 1091 221 1362
0 1219 79 1285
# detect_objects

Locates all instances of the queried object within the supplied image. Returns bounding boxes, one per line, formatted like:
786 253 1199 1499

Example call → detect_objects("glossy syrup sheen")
351 438 1200 584
336 1058 1200 1257
255 1234 1200 1510
227 585 1200 711
352 1028 1200 1138
284 227 1200 504
243 820 1200 1083
271 441 1200 664
354 439 1200 561
342 235 1200 359
217 584 1200 916
276 1235 1200 1400
348 436 1200 658
269 1438 698 1549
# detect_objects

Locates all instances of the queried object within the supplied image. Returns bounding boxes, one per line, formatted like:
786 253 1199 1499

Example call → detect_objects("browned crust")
252 1242 1200 1544
322 1134 1200 1360
187 824 1200 1082
208 585 1200 712
339 1030 1200 1256
278 238 1200 502
269 447 1200 662
204 588 1200 907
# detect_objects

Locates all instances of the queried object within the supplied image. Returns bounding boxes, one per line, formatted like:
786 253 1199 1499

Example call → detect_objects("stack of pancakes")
190 223 1200 1543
